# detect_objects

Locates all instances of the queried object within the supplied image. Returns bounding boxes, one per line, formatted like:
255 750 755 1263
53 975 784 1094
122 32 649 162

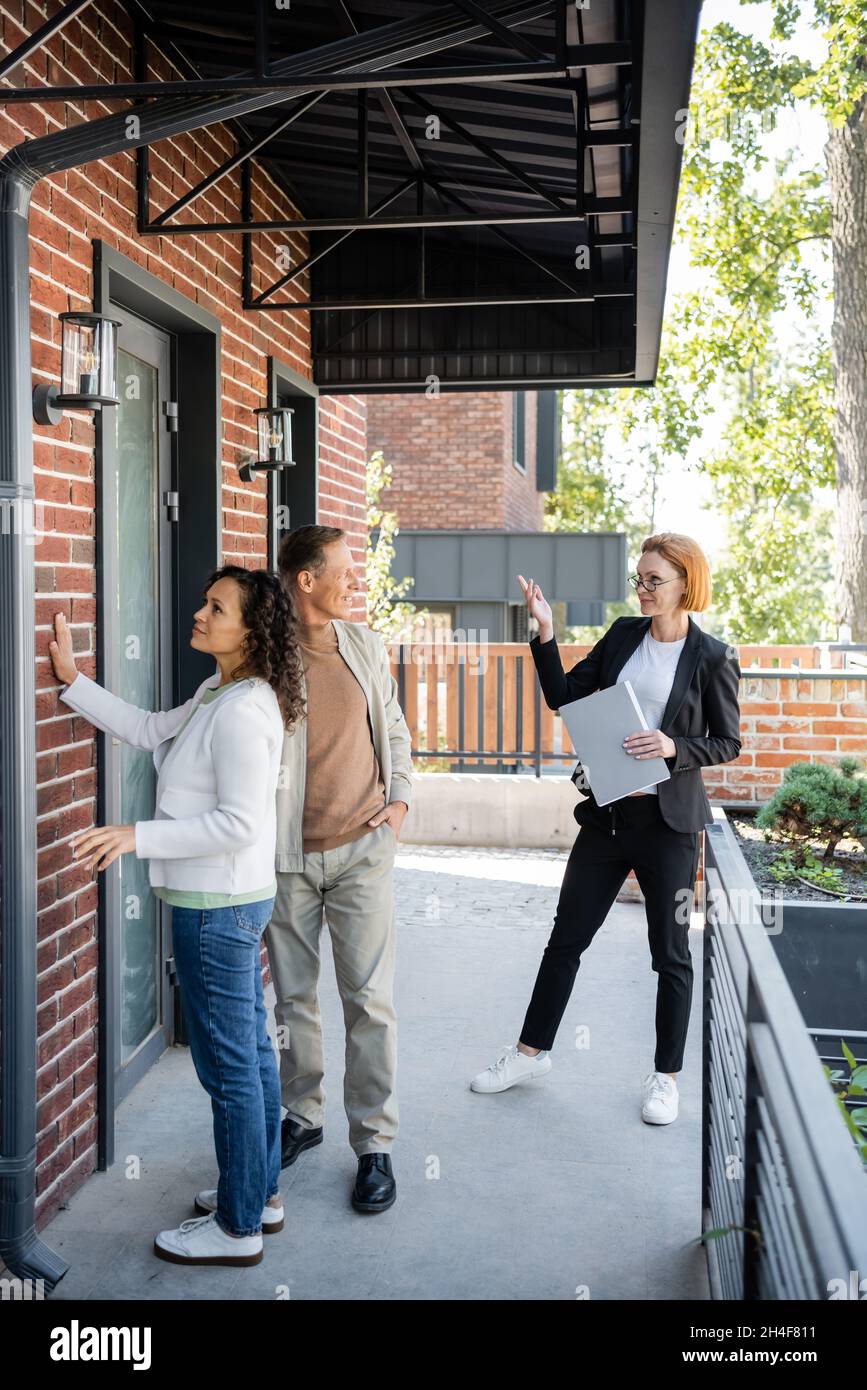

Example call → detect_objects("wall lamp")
239 406 296 484
33 311 122 425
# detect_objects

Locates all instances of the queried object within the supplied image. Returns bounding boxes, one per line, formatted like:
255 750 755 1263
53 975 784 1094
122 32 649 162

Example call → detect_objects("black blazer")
530 614 742 833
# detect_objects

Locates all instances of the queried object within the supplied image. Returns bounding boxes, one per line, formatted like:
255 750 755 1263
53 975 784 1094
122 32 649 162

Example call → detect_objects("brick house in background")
368 389 545 535
367 387 621 641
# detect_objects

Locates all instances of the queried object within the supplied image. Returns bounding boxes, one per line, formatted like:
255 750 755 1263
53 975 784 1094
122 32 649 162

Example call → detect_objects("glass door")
102 309 174 1102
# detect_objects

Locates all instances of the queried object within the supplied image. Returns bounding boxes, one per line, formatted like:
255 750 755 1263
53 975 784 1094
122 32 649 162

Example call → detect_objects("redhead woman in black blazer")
470 533 742 1124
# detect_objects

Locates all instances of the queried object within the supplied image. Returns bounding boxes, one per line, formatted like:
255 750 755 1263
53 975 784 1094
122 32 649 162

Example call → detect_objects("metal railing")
701 810 867 1299
394 642 576 775
389 641 867 786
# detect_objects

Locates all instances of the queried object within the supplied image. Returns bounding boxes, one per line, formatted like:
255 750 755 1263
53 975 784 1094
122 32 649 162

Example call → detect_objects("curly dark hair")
202 565 306 732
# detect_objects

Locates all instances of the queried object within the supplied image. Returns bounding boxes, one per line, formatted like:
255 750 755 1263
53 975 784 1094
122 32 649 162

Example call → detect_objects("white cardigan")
60 670 285 895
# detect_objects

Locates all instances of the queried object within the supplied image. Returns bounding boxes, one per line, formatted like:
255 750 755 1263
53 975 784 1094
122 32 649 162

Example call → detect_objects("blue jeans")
170 896 281 1237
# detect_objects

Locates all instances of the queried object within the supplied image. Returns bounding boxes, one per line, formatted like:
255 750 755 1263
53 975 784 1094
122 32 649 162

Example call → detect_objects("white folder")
558 680 671 806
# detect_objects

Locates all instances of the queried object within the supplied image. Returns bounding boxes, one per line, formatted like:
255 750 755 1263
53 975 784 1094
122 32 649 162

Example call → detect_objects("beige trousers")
264 822 398 1156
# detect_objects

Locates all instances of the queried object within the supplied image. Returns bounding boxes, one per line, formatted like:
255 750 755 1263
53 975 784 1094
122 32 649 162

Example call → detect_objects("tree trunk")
825 94 867 641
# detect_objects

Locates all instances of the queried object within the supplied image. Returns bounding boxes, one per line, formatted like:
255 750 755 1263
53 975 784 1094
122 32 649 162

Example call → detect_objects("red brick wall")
367 390 544 531
2 0 367 1227
703 671 867 802
548 647 867 801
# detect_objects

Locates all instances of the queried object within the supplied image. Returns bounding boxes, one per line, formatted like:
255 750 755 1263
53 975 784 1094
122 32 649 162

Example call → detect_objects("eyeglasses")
628 574 680 593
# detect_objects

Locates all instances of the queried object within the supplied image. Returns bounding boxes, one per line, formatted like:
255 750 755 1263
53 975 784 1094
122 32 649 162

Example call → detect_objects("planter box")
728 806 866 905
765 901 867 1040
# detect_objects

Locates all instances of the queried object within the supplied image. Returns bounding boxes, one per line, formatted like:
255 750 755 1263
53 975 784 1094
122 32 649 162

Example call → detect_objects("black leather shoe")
352 1154 396 1213
280 1116 323 1169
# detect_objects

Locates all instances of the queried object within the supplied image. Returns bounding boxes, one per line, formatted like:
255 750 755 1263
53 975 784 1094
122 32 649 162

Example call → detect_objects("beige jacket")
275 619 414 872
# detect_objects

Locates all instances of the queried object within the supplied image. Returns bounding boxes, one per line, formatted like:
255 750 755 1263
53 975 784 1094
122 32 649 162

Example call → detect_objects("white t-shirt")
615 629 686 795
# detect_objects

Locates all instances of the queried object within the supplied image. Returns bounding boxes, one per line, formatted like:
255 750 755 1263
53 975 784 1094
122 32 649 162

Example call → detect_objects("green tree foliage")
699 355 836 643
545 389 664 641
550 2 867 643
365 448 429 642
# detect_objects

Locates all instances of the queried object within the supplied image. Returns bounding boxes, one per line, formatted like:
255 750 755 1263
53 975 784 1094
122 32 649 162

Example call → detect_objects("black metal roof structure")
3 0 701 392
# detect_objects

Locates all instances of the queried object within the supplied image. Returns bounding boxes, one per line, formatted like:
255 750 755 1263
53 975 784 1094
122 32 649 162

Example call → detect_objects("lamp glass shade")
59 313 120 405
255 406 295 465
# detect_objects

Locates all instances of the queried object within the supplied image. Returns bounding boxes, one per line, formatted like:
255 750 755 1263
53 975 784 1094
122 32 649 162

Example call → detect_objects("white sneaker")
194 1189 284 1234
153 1211 263 1266
641 1071 679 1124
470 1043 552 1093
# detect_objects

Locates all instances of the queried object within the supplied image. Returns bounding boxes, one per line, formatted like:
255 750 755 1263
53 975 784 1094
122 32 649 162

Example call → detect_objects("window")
512 390 526 473
510 602 529 642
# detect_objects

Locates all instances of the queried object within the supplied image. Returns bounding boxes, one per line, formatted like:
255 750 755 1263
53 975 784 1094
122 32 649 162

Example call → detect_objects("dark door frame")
266 355 319 569
93 240 221 1170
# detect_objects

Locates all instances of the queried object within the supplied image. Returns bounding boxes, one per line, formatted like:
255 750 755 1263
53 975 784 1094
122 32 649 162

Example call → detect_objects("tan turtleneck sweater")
298 620 387 853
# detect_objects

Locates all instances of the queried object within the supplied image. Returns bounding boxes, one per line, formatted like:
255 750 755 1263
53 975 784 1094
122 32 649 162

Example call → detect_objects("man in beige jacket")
268 525 413 1214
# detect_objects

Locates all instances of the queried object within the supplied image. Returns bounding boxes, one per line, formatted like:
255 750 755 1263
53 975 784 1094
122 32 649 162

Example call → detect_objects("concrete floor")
34 844 710 1301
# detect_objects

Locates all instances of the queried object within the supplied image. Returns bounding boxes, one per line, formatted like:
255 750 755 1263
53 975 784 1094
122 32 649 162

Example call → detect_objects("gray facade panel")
385 530 626 605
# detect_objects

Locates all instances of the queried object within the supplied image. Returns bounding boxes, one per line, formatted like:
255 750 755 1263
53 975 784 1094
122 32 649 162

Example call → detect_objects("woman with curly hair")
48 566 305 1269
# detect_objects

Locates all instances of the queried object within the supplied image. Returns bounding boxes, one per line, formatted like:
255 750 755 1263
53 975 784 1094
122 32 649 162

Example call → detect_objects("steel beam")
0 61 563 101
313 344 598 360
142 208 589 235
1 4 552 171
2 0 562 101
447 0 549 61
127 2 305 226
566 41 632 67
137 196 629 241
249 287 633 311
357 89 369 219
249 178 417 304
254 0 269 79
2 10 634 104
326 0 425 174
399 90 571 213
200 154 623 192
317 373 639 392
150 92 329 229
422 173 590 297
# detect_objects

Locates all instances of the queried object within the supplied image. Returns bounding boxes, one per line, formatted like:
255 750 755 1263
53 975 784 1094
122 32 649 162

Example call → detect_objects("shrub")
755 756 867 860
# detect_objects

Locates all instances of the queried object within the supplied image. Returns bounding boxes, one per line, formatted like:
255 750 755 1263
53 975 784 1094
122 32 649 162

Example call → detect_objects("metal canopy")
2 0 701 390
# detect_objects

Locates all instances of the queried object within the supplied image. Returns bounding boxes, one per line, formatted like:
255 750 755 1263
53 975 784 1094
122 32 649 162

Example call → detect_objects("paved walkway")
39 845 709 1301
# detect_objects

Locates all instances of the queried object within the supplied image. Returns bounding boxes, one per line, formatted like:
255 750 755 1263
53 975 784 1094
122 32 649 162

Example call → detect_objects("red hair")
640 533 712 612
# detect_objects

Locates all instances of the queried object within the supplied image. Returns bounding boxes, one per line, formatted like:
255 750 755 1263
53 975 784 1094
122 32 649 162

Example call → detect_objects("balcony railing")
701 810 867 1299
392 641 582 775
388 642 867 801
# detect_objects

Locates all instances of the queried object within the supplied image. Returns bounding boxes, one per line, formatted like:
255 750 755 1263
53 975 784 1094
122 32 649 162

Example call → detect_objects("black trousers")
520 794 701 1073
